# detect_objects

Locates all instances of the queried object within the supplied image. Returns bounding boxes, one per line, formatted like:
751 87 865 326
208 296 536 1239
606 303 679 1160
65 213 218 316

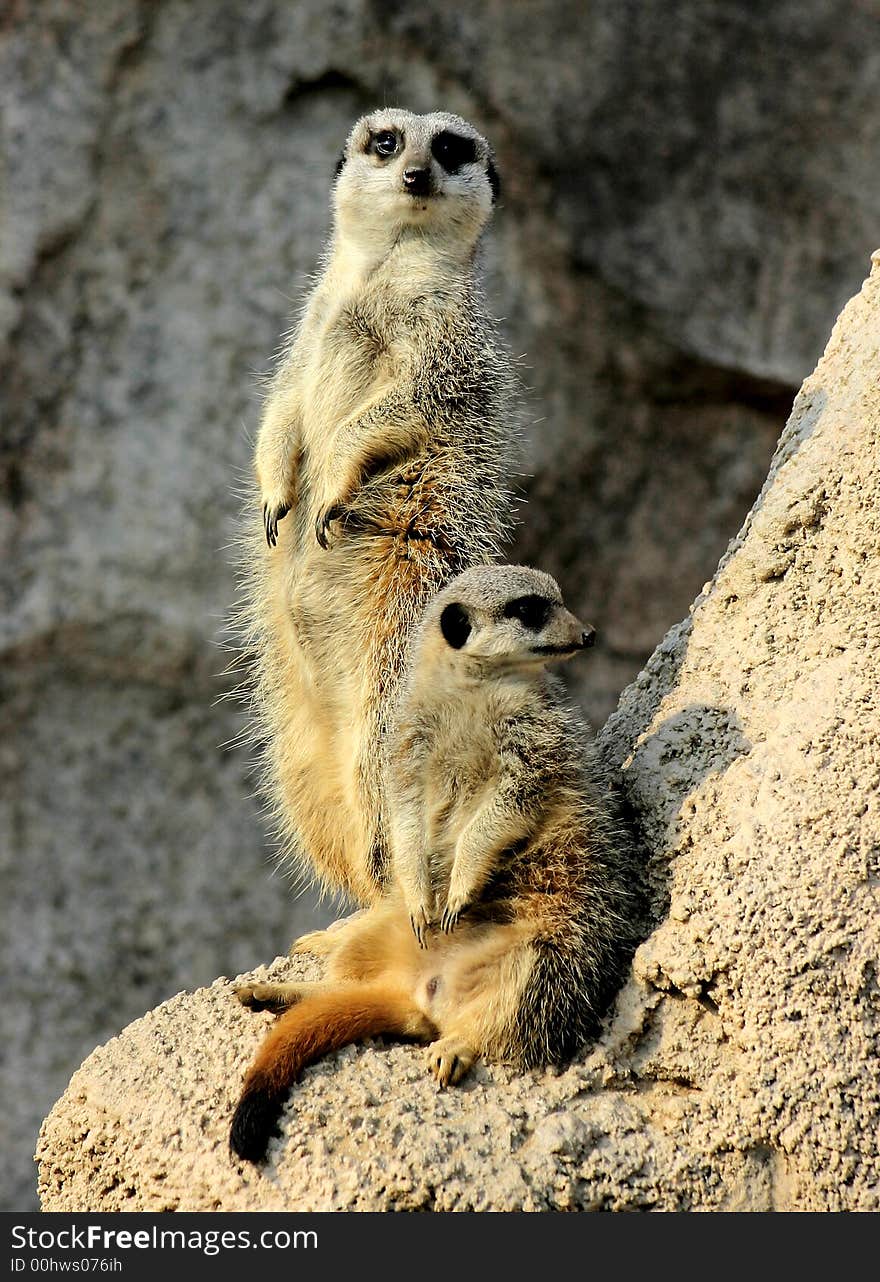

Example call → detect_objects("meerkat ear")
486 158 500 204
440 603 472 649
334 151 347 178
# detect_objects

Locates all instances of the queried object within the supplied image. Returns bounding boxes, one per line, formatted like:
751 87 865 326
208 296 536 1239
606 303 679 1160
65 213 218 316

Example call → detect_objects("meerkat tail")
229 983 434 1163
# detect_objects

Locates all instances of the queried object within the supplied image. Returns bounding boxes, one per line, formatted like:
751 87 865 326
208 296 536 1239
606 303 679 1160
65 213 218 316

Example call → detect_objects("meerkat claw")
409 909 430 948
440 904 462 934
263 502 289 548
315 505 344 549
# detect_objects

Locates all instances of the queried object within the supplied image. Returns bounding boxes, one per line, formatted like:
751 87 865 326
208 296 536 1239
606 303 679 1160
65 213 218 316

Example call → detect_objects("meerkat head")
418 565 596 677
333 108 500 257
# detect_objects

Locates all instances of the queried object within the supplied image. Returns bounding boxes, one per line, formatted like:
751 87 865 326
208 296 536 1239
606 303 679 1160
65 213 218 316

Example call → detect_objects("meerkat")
229 565 637 1164
238 108 517 911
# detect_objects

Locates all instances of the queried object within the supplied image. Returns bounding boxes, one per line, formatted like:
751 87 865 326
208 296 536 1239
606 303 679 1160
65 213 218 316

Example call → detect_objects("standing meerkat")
230 565 637 1164
239 108 517 909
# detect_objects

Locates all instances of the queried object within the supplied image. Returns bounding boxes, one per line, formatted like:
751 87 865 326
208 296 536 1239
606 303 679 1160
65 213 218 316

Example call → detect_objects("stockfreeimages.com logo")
11 1224 317 1259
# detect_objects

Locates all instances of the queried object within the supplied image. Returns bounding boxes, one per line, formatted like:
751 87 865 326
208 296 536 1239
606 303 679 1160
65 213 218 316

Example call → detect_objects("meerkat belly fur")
240 109 516 906
230 566 636 1163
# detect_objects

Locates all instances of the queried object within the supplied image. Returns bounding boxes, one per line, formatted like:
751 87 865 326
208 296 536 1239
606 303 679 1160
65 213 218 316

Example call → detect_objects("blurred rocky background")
1 0 878 1210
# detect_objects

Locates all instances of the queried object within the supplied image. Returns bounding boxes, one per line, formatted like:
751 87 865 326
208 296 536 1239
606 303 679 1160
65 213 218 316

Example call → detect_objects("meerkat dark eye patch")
370 130 399 158
503 595 552 630
440 603 472 649
431 131 477 173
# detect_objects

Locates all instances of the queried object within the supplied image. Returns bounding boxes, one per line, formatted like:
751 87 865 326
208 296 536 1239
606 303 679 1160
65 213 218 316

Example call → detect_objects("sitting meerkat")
230 566 636 1164
239 108 516 911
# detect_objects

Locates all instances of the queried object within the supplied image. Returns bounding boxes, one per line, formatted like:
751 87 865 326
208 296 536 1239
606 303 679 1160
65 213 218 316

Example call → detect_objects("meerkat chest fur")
297 253 456 492
299 274 396 426
405 679 530 821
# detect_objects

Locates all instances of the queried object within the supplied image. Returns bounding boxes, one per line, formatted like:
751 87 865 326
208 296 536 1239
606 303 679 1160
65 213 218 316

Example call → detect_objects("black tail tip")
229 1086 284 1165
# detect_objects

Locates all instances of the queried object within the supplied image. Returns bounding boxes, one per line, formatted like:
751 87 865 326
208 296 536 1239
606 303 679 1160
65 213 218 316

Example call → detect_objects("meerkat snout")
582 626 597 648
403 167 432 197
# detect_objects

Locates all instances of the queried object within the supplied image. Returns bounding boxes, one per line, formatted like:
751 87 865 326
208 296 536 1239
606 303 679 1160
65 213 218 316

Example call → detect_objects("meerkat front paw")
314 503 346 550
439 893 470 934
262 499 290 548
408 903 433 949
428 1037 477 1088
402 884 436 948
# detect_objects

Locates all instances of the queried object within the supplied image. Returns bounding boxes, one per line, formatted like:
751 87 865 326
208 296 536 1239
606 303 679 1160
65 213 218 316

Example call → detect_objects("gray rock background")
3 0 879 1210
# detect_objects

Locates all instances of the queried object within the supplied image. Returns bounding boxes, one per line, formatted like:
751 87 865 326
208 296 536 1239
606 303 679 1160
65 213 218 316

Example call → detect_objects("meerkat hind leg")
289 909 369 957
234 979 338 1013
289 929 338 958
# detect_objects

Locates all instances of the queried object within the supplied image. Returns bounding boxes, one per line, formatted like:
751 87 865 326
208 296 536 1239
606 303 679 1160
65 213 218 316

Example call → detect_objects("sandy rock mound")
36 254 880 1212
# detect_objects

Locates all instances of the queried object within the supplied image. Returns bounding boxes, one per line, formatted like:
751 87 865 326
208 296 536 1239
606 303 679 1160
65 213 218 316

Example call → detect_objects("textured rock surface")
5 0 879 1211
37 255 880 1212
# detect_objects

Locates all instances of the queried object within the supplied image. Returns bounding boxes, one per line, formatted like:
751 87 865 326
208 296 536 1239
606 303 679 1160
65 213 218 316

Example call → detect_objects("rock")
35 254 880 1211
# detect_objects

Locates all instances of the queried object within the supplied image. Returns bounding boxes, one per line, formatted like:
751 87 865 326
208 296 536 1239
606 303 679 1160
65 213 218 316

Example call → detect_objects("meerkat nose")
581 628 596 648
403 167 431 196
